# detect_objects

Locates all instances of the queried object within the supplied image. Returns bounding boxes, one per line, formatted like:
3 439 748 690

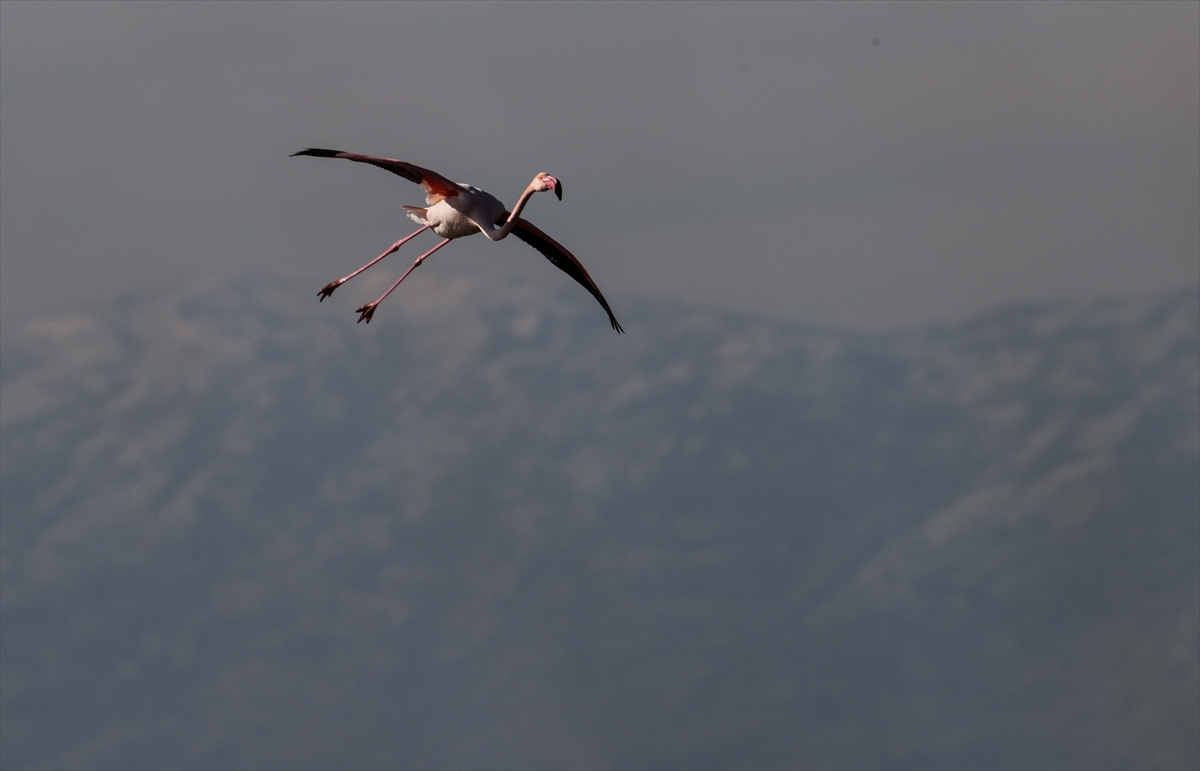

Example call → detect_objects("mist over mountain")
2 265 1197 770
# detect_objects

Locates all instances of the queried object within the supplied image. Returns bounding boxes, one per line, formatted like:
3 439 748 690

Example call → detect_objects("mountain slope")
2 269 1196 770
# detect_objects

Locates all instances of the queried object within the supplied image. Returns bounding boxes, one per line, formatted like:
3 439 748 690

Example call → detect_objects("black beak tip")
555 181 563 201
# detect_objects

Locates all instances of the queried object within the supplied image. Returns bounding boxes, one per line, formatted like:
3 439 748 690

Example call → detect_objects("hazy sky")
1 1 1197 338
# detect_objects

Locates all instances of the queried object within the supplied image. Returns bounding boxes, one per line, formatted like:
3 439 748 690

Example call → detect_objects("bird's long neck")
482 182 538 241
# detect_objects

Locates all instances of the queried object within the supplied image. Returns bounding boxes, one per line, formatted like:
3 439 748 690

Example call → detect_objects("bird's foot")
317 279 343 301
355 302 378 324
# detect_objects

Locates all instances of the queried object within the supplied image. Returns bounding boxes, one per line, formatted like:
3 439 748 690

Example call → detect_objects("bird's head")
533 173 563 201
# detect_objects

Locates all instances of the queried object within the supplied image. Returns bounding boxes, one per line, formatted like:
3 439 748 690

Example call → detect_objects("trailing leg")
318 225 430 300
355 238 453 323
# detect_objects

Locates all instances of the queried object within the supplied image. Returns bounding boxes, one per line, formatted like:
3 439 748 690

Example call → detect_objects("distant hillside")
2 270 1196 770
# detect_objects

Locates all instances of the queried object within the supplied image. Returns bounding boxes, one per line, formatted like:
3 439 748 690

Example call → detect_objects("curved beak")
551 176 563 200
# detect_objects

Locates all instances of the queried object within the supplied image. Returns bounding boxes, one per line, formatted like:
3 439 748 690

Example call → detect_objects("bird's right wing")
290 148 461 202
508 217 624 333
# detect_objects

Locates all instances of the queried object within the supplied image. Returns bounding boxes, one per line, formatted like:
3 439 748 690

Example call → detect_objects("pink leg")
318 225 431 301
355 238 453 323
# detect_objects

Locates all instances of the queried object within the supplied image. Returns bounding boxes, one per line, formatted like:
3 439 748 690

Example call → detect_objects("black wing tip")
290 148 344 158
611 316 624 333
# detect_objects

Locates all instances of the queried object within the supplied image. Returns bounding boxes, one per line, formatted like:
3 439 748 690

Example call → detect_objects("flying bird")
291 148 623 332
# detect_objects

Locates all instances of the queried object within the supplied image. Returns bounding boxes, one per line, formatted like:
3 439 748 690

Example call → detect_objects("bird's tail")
401 205 428 225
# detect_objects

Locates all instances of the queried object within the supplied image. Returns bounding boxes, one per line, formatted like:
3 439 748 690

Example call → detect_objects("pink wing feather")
290 148 460 203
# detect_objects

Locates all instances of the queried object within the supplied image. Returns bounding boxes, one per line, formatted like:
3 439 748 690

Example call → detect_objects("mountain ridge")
2 273 1197 770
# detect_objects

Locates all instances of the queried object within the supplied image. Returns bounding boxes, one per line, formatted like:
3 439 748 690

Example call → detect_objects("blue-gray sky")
1 1 1197 338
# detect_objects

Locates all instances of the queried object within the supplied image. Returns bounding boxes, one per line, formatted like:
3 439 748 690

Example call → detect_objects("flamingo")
291 148 623 332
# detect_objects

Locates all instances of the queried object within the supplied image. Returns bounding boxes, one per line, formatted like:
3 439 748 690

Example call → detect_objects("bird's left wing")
506 216 624 333
290 148 461 201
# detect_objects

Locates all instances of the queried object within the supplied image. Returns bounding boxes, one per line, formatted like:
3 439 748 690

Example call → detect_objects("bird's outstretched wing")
507 216 624 333
290 148 461 202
